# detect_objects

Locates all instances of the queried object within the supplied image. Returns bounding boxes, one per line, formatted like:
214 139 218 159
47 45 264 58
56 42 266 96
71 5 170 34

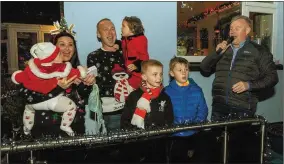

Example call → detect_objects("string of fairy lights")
178 2 240 28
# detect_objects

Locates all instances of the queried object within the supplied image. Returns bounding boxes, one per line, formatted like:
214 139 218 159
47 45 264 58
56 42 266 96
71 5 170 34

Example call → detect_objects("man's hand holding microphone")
216 36 234 55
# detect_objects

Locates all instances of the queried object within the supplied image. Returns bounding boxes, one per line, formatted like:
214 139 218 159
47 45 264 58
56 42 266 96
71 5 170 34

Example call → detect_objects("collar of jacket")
230 37 250 49
121 33 144 41
169 78 197 91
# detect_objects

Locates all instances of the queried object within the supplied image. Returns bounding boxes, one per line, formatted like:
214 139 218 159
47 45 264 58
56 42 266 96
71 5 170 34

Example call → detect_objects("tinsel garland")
1 74 17 93
2 116 266 153
1 75 24 127
1 90 24 125
263 123 283 163
1 89 18 99
187 2 240 24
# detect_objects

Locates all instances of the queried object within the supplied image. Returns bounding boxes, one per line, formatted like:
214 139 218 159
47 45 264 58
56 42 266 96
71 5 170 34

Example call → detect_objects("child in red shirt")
121 16 149 90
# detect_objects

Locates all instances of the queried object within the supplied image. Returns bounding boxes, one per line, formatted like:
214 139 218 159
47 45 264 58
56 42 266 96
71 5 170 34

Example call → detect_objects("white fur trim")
30 42 56 60
131 114 145 129
11 70 23 84
28 59 72 79
137 97 151 113
41 63 52 66
77 66 87 78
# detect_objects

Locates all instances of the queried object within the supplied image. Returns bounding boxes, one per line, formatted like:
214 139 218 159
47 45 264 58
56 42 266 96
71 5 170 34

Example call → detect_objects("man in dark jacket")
200 15 279 163
200 15 278 121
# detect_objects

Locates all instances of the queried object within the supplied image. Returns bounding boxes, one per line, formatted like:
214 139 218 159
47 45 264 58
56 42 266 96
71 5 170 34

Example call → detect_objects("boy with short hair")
121 59 173 129
165 57 208 163
120 59 173 163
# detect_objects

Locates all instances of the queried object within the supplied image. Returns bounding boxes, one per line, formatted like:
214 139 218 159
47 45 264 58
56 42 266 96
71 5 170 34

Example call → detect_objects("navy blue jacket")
165 78 208 136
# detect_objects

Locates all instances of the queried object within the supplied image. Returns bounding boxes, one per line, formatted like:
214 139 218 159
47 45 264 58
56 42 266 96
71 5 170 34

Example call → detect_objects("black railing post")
222 126 228 164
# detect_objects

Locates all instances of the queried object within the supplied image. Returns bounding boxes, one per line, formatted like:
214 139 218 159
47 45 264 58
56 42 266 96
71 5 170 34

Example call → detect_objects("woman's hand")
73 74 96 86
57 75 77 89
82 74 96 86
73 78 83 85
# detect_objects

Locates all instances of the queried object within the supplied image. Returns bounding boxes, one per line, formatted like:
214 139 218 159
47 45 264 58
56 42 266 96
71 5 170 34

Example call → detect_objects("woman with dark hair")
19 31 95 137
52 32 81 68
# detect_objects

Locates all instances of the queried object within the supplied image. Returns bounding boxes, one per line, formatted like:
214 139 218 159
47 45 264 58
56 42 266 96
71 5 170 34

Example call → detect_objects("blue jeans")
103 113 121 132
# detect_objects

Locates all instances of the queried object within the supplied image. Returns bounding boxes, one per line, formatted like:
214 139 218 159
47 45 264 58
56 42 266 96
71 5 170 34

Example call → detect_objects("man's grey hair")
231 15 252 28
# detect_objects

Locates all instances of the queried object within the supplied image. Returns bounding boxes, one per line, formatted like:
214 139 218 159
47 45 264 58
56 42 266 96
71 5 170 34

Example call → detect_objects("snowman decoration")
112 64 132 103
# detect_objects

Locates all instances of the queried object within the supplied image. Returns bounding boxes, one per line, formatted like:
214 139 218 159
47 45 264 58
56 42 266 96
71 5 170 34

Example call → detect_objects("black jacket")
121 88 174 129
200 39 278 110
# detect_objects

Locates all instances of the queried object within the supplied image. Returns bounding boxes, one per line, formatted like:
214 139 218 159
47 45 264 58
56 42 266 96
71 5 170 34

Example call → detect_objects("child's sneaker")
23 126 31 135
60 126 75 136
187 150 194 158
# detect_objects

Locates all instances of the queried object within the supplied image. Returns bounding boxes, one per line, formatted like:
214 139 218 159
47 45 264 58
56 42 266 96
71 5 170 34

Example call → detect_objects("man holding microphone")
200 15 278 163
200 15 278 121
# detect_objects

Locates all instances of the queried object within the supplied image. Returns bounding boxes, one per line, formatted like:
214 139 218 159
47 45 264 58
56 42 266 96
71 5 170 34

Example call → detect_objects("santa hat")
30 42 60 63
26 42 73 79
112 64 124 75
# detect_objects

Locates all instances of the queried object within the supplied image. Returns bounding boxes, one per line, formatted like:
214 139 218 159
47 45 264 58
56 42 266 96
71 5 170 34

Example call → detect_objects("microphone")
216 36 234 54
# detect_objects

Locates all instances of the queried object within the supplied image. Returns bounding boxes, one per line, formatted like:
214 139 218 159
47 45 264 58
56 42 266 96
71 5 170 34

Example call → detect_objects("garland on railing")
1 115 274 163
187 2 240 24
1 75 24 127
2 116 266 153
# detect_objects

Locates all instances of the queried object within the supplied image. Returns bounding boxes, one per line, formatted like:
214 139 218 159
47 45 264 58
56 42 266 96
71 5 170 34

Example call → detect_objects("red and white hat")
112 64 125 74
30 42 60 63
27 42 73 79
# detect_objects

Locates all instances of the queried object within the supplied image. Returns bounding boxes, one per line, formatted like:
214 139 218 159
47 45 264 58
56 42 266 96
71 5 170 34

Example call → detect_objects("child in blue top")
165 57 208 135
165 57 209 163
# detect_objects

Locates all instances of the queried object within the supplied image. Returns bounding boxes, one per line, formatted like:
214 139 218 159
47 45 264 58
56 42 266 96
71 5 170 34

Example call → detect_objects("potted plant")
177 36 188 56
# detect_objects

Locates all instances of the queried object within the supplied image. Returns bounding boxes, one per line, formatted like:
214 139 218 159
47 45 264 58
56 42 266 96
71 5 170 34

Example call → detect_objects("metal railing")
1 116 267 164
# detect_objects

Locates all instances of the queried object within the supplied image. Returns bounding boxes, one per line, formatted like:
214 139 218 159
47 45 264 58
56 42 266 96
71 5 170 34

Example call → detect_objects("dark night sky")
1 1 61 25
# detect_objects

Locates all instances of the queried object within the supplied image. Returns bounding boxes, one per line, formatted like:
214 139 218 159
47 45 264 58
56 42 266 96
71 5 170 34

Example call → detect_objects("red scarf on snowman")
112 64 131 102
131 80 163 129
114 79 130 102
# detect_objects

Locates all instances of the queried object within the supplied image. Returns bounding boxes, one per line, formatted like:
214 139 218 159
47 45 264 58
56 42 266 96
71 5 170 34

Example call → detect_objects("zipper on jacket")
248 92 251 109
226 71 231 104
182 90 185 123
226 49 238 105
227 64 233 104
